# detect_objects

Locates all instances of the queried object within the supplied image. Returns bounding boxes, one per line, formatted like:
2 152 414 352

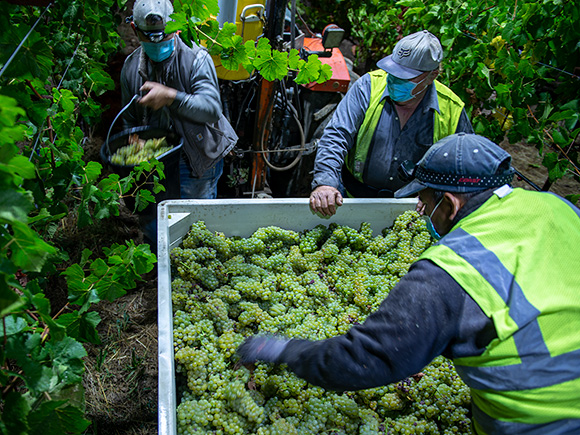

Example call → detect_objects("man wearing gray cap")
310 30 473 216
121 0 236 200
238 133 580 434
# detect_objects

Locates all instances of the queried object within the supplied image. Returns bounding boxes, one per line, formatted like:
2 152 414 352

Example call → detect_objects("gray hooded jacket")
121 36 237 177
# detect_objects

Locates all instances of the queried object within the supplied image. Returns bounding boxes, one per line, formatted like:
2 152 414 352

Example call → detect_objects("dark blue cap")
394 133 515 198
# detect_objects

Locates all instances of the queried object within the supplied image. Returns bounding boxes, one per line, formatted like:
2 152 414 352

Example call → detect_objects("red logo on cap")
458 177 481 183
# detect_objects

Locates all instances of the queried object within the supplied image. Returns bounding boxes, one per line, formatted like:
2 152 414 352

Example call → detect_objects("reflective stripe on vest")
472 401 580 435
419 188 580 431
345 70 465 182
440 227 580 391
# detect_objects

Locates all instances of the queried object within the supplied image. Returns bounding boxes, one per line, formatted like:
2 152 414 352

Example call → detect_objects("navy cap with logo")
394 133 515 198
377 30 443 79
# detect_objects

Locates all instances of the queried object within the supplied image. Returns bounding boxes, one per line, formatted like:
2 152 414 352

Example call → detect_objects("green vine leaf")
219 35 247 71
56 311 102 344
542 152 568 182
7 220 57 272
28 400 90 435
254 38 288 81
0 391 31 434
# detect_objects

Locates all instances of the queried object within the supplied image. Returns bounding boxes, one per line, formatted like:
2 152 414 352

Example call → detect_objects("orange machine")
300 36 350 93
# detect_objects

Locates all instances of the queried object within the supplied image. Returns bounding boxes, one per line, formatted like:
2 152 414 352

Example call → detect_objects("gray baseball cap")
377 30 443 79
394 133 515 198
133 0 173 31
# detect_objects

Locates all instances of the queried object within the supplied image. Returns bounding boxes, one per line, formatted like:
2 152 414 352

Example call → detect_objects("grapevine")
171 212 473 434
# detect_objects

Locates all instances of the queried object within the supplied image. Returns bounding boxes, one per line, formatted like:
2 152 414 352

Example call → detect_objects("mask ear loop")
410 71 435 99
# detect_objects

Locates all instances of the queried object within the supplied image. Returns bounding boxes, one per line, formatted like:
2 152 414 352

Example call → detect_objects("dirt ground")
80 9 579 435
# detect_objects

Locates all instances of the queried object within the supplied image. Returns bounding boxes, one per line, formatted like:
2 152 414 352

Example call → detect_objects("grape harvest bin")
157 198 417 435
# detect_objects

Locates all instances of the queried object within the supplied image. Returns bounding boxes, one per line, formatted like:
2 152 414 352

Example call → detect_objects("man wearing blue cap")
310 30 474 216
238 133 580 434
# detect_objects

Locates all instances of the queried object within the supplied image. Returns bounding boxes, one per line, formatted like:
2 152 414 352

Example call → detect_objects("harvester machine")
213 0 354 198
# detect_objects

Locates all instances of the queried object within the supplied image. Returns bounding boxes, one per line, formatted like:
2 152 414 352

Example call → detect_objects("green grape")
111 136 173 165
171 213 474 435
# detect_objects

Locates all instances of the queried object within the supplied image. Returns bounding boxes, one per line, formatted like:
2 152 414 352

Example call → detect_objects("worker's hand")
138 81 177 110
416 197 425 215
236 336 289 365
309 185 343 217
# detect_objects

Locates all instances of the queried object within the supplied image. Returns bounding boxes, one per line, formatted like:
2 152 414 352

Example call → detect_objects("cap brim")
377 55 423 79
394 179 428 198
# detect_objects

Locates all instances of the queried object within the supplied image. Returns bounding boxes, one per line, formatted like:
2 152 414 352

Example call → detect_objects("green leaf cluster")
0 1 158 432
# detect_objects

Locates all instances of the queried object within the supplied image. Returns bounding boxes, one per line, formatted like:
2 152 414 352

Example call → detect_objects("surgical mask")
425 196 444 240
387 73 429 102
141 37 175 62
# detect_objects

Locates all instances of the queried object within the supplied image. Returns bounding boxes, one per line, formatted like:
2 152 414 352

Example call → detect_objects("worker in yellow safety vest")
310 30 473 216
238 133 580 434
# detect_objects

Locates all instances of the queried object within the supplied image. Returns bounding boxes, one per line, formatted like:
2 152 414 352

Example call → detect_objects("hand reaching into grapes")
236 336 289 365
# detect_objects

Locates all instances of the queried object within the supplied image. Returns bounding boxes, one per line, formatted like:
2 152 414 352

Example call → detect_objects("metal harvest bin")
156 198 418 435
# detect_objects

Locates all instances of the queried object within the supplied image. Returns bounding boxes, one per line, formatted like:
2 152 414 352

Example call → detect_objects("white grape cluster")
110 136 172 165
171 211 473 434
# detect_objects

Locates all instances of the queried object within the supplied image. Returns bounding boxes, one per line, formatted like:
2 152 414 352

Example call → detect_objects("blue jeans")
142 156 224 249
180 156 223 199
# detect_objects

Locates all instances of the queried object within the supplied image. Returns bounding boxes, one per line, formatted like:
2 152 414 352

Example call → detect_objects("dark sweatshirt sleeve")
278 259 495 391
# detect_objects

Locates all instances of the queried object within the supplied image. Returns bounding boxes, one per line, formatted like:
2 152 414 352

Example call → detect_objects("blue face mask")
425 196 444 240
387 73 429 102
141 37 175 62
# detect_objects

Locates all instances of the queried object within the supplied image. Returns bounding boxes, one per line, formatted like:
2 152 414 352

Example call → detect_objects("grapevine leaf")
1 391 31 435
475 62 492 88
47 336 87 382
0 26 53 81
90 258 109 277
551 129 569 147
288 49 301 70
0 188 34 223
254 45 288 82
0 315 28 336
95 275 127 301
165 12 186 34
565 194 580 205
0 286 20 316
82 161 102 183
8 220 57 272
542 152 567 182
56 310 101 344
135 189 155 212
295 55 323 85
62 263 100 312
31 293 66 341
79 249 92 268
5 154 36 180
548 110 579 130
28 401 90 435
220 35 247 71
317 64 333 84
242 40 257 73
215 22 238 45
5 333 52 394
85 68 115 95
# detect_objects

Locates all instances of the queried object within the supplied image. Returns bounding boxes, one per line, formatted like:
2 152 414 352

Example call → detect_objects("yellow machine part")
211 0 266 81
